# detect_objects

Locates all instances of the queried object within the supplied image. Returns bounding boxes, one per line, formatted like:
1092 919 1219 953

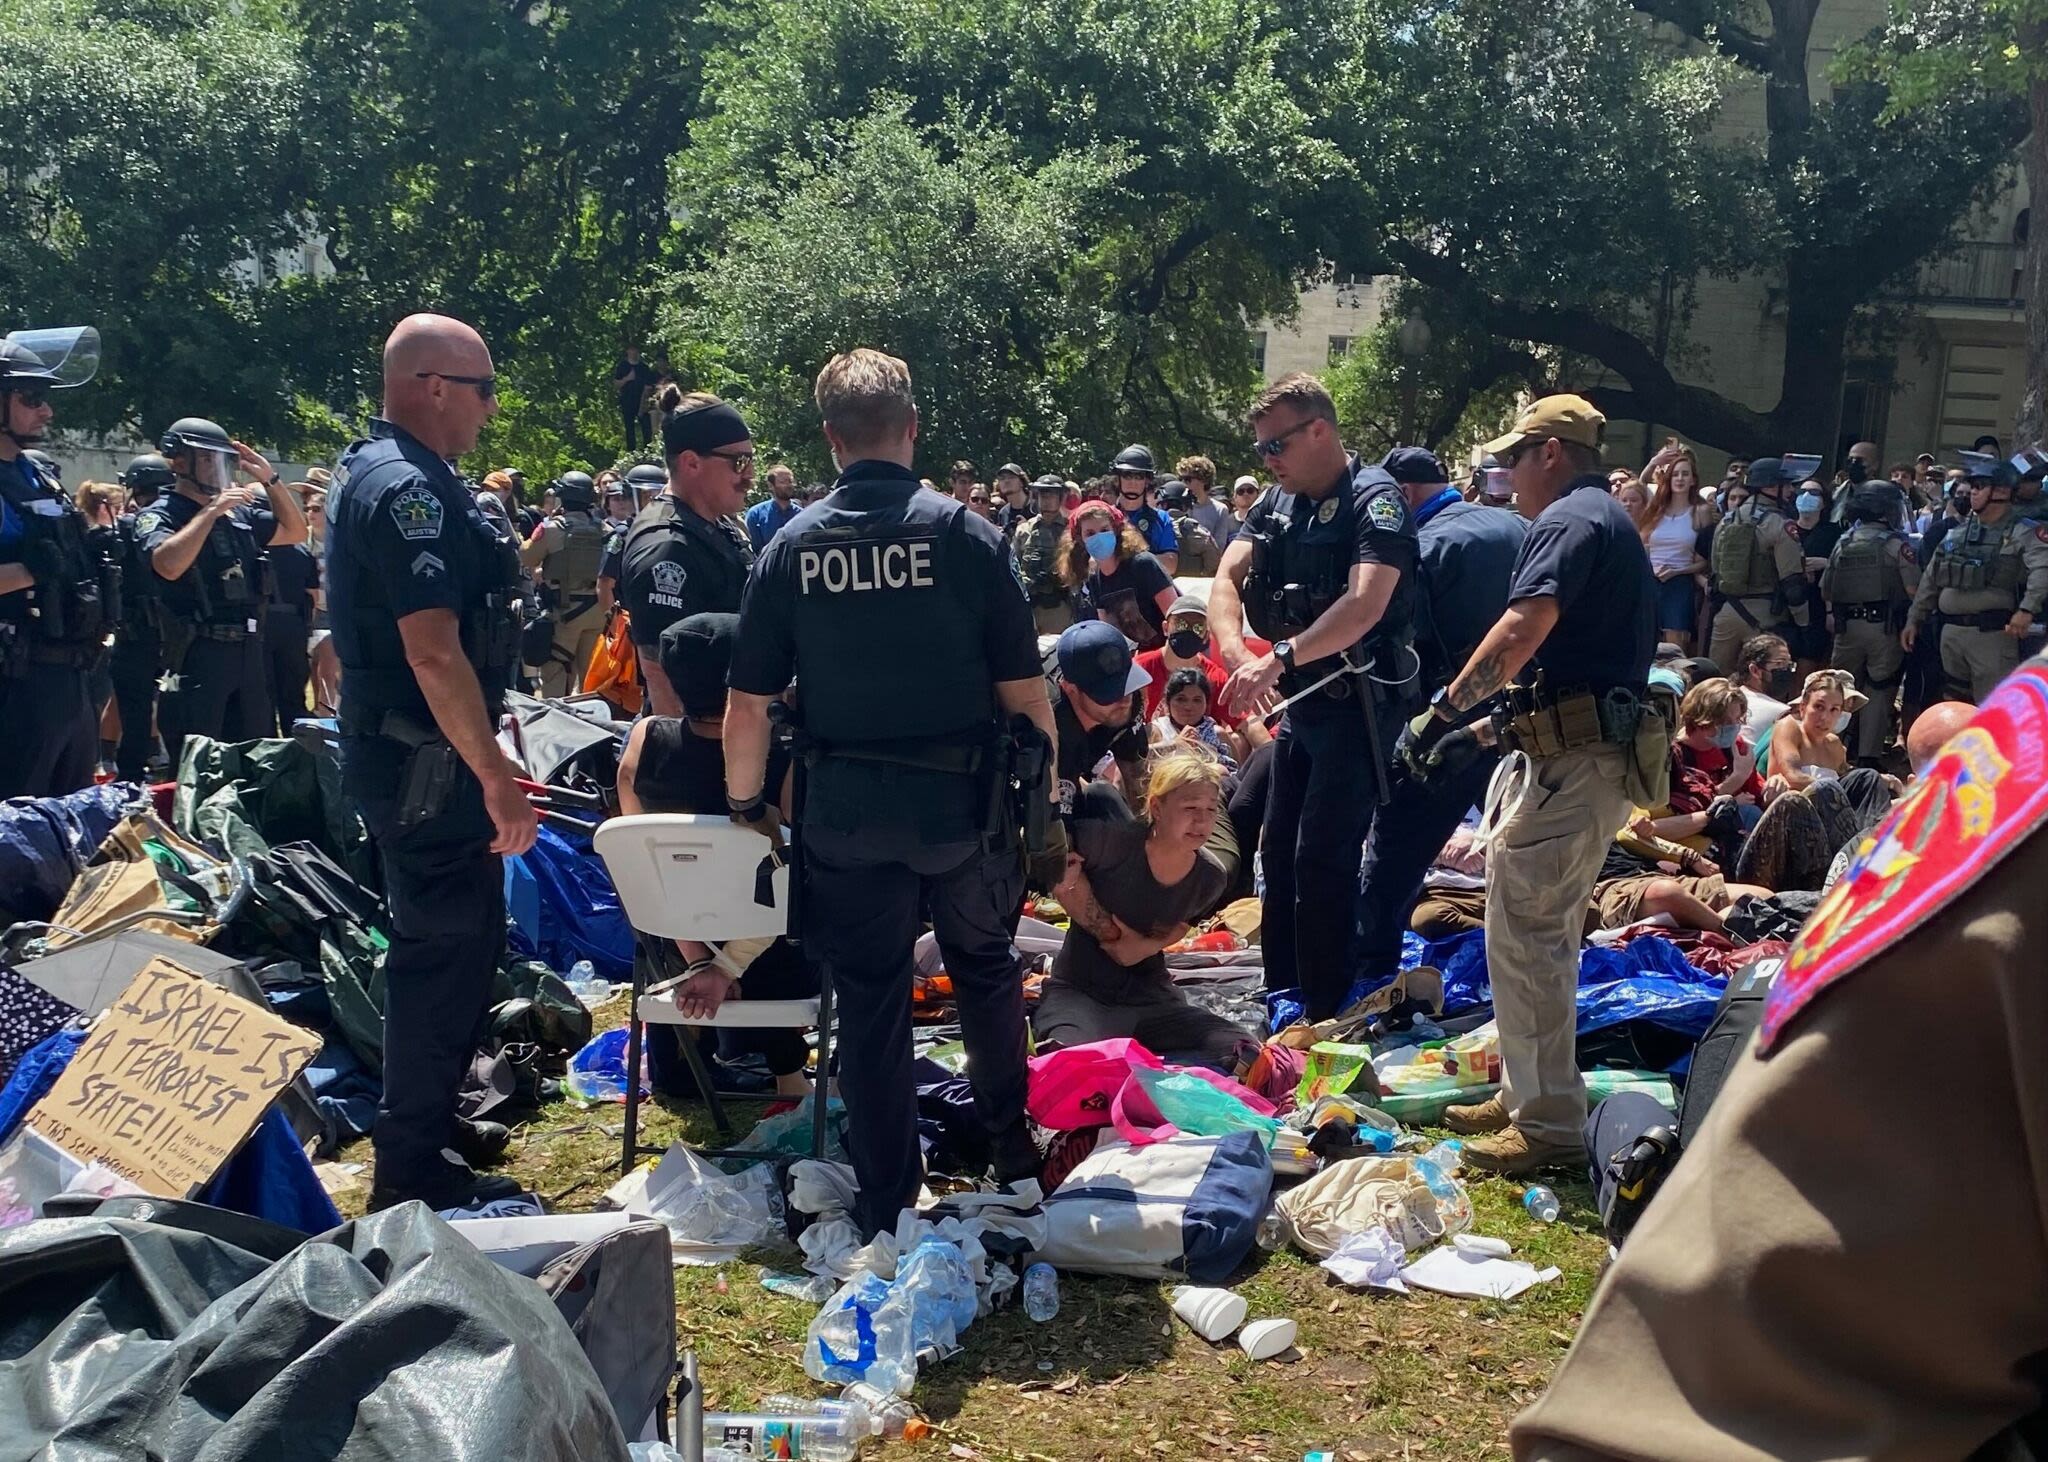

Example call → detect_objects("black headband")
663 400 751 459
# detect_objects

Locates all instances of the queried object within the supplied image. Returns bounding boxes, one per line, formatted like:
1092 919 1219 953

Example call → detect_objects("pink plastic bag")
1027 1039 1163 1130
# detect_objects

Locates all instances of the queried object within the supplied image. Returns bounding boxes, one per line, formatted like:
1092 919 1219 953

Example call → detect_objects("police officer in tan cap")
1513 658 2048 1460
1403 394 1658 1174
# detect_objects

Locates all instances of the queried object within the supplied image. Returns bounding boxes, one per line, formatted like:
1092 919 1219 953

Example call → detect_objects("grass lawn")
337 1050 1605 1460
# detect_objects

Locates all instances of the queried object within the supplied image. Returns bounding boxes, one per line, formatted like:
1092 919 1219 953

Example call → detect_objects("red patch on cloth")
1759 661 2048 1054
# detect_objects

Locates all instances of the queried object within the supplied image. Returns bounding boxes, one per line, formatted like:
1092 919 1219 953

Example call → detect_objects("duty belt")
27 643 99 667
1835 603 1892 622
192 621 254 642
1501 682 1641 759
1957 610 2017 632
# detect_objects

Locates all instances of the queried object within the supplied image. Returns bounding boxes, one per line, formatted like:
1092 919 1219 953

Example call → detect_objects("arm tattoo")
1449 650 1508 712
1060 869 1123 944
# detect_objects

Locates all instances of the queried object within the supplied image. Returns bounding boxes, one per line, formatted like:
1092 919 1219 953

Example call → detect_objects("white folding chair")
593 813 834 1173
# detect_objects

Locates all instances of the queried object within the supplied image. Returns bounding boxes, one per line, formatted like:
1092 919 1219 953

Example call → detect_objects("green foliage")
1840 0 2048 115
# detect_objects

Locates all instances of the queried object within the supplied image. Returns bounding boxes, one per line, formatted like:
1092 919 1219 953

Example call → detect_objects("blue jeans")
1355 735 1500 987
1262 696 1384 1019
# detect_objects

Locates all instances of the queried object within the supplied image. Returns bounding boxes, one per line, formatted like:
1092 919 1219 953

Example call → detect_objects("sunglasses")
415 370 498 401
1501 436 1552 468
1252 418 1314 459
708 449 755 473
969 494 989 504
1233 486 1258 498
8 385 51 409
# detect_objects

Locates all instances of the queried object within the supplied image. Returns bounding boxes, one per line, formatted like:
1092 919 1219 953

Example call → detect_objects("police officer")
520 468 608 695
2008 444 2048 521
1109 444 1179 574
106 454 174 779
328 313 535 1212
1511 660 2048 1461
598 468 660 623
1823 482 1918 764
1013 474 1075 636
1706 454 1815 675
1903 451 2048 703
1404 395 1656 1175
724 348 1053 1240
0 325 108 799
620 386 757 716
1156 479 1221 575
1357 446 1526 982
1209 372 1421 1020
138 417 306 763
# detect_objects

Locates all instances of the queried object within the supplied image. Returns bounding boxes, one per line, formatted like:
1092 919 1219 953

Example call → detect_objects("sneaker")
450 1117 512 1168
367 1160 524 1214
1457 1123 1585 1176
1443 1094 1509 1136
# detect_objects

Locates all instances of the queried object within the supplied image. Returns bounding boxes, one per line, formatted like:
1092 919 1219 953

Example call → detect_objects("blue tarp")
514 824 633 983
0 782 138 925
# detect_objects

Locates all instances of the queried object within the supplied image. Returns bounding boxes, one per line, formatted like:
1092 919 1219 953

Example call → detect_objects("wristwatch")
1273 640 1296 674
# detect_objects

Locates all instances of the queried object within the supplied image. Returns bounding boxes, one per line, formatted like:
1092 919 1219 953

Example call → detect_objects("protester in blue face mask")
1060 501 1178 652
1653 676 1768 853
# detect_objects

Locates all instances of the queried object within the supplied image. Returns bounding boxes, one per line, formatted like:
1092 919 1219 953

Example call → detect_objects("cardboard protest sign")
25 956 320 1197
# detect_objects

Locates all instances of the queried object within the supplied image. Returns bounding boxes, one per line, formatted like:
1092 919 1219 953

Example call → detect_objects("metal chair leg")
621 939 651 1173
811 963 834 1163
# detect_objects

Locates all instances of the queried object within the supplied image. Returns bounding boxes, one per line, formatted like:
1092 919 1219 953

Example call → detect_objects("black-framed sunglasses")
709 449 755 473
1501 436 1552 468
8 385 51 409
415 370 498 401
1252 418 1314 459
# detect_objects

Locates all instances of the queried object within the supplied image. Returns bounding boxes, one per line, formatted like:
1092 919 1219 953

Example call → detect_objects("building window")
1838 366 1893 461
1327 335 1353 364
1248 330 1267 374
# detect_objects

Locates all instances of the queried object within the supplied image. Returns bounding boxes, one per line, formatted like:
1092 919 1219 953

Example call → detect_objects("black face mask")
1766 666 1799 701
1845 458 1869 485
1167 629 1207 659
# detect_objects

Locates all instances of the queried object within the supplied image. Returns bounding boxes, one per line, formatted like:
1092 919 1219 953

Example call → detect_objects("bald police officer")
1822 482 1918 764
724 349 1055 1240
1707 455 1814 676
1513 658 2048 1460
1903 451 2048 703
1406 395 1657 1175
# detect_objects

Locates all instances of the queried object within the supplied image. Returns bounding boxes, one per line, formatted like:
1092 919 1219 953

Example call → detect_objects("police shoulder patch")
650 560 687 597
1366 494 1404 532
330 463 351 490
135 512 163 535
390 485 444 541
1759 662 2048 1055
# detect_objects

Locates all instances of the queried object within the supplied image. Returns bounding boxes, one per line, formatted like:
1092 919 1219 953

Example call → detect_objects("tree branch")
1628 0 1774 72
1123 225 1216 316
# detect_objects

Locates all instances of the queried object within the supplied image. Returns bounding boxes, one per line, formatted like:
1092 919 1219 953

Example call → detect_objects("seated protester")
1644 677 1765 860
1731 632 1798 746
1062 501 1178 652
1134 594 1271 748
1588 819 1771 936
1035 744 1257 1072
614 613 813 1100
1768 668 1860 791
1150 666 1244 767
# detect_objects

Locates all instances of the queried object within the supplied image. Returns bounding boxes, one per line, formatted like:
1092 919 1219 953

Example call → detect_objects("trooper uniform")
1237 456 1420 1018
105 455 174 780
620 488 754 667
328 416 526 1207
1706 457 1813 675
1012 476 1075 636
0 325 108 799
727 458 1041 1241
1356 456 1527 983
1513 658 2048 1461
1822 485 1918 762
523 471 610 696
138 425 279 765
1158 481 1221 576
1906 454 2048 704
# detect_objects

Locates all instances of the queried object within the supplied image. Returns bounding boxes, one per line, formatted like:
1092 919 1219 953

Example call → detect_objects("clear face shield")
186 444 238 495
1 326 101 388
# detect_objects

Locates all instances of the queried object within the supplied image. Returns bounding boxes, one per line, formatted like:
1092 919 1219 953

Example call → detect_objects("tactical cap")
1480 394 1605 457
1380 446 1447 485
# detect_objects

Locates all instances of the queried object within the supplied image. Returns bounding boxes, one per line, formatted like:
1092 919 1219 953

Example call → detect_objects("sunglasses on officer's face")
1501 437 1554 469
9 386 50 409
415 370 498 401
1252 418 1315 459
708 449 755 473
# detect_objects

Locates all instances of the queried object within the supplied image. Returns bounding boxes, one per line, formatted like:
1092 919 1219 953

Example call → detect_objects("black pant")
1262 695 1383 1019
620 399 650 450
162 632 273 766
108 635 163 782
1355 734 1499 983
0 660 96 799
346 734 505 1194
263 607 311 735
804 826 1029 1239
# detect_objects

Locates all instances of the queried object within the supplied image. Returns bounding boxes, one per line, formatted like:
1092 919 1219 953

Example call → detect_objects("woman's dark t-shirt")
1076 551 1174 651
1052 812 1227 1005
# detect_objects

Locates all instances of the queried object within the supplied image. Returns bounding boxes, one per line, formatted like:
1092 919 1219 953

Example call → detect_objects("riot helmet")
1 326 98 446
625 462 668 494
1846 483 1903 526
1742 457 1784 494
120 454 176 501
2008 447 2048 484
160 417 239 496
553 470 597 512
1111 443 1156 477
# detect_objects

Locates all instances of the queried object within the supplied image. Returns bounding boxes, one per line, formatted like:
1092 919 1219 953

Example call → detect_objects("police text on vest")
799 541 934 594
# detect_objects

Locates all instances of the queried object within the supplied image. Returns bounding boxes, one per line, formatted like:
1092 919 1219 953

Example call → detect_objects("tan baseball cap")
1481 394 1606 457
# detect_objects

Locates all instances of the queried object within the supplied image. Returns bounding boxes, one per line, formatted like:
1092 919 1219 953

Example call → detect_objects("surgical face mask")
1166 628 1207 659
1084 529 1118 562
1766 665 1799 700
1712 723 1739 750
1796 491 1823 516
1833 711 1851 733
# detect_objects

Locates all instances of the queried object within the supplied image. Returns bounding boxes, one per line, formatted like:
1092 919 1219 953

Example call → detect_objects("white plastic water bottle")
1022 1261 1060 1322
838 1381 928 1441
1523 1184 1561 1223
568 958 596 985
565 958 612 1006
703 1411 859 1460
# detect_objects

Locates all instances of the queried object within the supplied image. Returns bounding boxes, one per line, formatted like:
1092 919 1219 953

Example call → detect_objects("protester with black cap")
1903 451 2048 703
723 348 1054 1240
992 463 1029 535
1110 443 1179 573
615 611 814 1100
621 385 757 716
1355 445 1526 989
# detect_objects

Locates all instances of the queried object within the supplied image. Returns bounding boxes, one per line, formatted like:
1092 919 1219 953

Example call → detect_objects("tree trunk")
2017 54 2048 450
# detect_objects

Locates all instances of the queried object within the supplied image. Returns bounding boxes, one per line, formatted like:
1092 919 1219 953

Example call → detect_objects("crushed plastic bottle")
1523 1184 1561 1223
804 1238 979 1397
703 1410 860 1460
839 1380 930 1442
563 958 615 1008
1413 1138 1472 1234
1022 1261 1059 1322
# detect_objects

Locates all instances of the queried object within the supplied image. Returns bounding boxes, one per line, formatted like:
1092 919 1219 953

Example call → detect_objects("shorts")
1656 574 1697 633
1588 872 1727 933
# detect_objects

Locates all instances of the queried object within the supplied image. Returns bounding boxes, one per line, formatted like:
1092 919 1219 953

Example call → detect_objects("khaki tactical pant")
1482 741 1634 1149
1830 616 1903 760
1708 599 1782 679
1940 623 2020 704
537 622 601 698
